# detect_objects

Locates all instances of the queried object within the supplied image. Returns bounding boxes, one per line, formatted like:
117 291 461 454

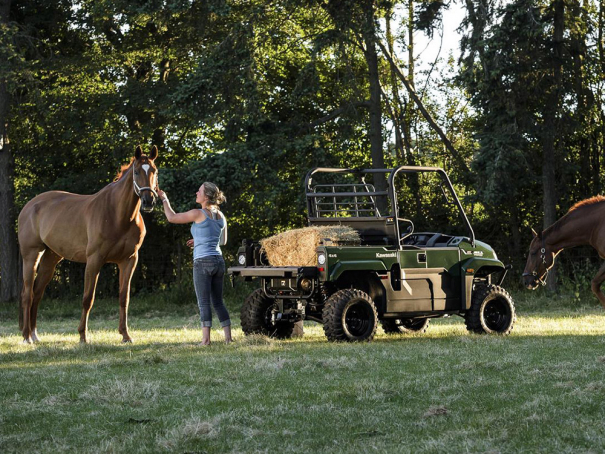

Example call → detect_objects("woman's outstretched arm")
158 189 204 224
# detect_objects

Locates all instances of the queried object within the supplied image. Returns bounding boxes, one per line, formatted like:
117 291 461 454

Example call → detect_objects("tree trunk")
600 0 605 182
407 0 414 92
572 0 590 197
0 0 19 303
363 3 388 214
405 0 423 215
404 0 415 155
595 0 605 194
597 1 605 76
542 0 564 292
385 8 404 161
510 203 522 267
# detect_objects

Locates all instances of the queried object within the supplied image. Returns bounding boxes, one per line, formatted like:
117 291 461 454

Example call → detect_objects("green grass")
1 288 605 453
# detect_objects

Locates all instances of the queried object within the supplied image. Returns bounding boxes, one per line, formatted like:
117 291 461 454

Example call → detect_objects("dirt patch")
423 406 449 417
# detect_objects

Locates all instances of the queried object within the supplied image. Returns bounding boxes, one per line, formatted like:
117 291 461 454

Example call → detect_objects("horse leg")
78 255 103 343
117 254 138 343
20 247 45 344
590 262 605 309
29 249 63 342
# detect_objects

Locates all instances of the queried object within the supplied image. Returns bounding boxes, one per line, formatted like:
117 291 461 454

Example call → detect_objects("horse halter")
133 166 159 200
522 237 549 286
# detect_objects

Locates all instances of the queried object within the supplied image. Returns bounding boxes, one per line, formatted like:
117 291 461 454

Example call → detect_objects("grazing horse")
523 195 605 308
18 145 159 343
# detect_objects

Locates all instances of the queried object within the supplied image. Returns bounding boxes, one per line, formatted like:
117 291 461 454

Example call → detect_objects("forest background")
1 0 604 303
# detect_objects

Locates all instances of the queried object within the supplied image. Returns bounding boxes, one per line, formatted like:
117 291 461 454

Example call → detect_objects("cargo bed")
228 266 317 278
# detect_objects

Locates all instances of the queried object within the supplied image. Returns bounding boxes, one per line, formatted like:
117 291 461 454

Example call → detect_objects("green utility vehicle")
228 166 515 342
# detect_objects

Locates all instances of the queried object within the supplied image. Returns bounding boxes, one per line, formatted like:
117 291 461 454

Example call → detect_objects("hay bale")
260 225 360 266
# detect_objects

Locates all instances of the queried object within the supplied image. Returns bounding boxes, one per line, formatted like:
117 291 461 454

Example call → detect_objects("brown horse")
523 195 605 308
18 145 159 343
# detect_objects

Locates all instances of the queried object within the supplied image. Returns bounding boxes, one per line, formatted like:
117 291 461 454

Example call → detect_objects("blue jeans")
193 256 231 328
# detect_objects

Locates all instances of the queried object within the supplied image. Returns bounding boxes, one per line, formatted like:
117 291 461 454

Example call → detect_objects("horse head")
133 145 159 213
523 228 555 289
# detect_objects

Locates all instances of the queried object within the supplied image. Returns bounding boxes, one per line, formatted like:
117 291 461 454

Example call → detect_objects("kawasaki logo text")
376 253 397 258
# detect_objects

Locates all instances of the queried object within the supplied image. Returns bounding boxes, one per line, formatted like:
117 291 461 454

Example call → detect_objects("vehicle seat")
426 234 442 247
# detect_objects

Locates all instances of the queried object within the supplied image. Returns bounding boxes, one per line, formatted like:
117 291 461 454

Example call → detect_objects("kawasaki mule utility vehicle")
229 166 515 342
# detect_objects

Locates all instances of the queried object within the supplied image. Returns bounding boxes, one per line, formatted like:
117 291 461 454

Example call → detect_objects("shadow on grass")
3 315 605 370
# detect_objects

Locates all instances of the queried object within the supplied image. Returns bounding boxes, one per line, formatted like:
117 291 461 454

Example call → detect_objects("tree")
0 0 19 302
458 0 605 284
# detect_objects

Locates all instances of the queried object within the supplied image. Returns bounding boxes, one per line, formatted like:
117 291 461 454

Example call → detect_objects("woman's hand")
157 189 167 202
187 239 194 249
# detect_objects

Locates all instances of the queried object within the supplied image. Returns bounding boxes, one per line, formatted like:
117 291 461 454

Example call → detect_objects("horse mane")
568 195 605 213
114 158 135 182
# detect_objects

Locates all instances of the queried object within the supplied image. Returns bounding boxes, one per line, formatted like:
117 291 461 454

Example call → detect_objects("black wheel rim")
344 300 373 337
483 298 511 332
264 304 278 329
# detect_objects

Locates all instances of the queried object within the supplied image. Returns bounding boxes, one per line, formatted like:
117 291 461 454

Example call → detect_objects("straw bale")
260 225 360 266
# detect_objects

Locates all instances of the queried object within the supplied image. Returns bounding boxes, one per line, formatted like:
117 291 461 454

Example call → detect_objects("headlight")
317 253 326 265
238 254 246 265
299 278 312 291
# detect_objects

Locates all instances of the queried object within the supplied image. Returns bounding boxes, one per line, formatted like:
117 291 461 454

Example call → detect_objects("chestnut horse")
18 145 159 343
523 195 605 308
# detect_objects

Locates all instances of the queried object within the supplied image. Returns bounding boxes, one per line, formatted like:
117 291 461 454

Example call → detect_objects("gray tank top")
191 209 225 259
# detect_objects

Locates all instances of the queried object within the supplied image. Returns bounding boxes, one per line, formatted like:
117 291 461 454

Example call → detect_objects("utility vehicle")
229 166 515 342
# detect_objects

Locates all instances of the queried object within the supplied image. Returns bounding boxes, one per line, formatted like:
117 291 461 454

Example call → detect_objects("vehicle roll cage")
304 166 475 247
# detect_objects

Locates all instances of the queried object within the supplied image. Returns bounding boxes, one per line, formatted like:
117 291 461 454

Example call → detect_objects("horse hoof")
22 338 33 345
122 338 134 344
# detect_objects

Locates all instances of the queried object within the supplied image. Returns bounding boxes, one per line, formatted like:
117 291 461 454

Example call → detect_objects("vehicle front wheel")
322 289 378 342
240 289 294 339
465 285 515 335
381 318 430 334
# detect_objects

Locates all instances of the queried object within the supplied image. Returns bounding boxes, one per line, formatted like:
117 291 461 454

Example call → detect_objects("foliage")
3 0 605 298
457 0 605 273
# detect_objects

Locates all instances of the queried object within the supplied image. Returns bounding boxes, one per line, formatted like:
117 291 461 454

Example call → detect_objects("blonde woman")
158 182 231 345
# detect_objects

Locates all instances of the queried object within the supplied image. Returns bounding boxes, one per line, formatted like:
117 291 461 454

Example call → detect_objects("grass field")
1 287 605 453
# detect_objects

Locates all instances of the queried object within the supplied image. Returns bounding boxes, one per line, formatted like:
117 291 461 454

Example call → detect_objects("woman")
157 182 232 345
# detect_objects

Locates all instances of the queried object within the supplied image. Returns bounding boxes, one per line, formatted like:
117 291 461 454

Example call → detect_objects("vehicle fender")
460 258 506 310
332 269 387 314
329 260 388 282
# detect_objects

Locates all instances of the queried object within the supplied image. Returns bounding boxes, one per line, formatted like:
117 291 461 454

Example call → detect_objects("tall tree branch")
307 101 371 129
377 40 472 177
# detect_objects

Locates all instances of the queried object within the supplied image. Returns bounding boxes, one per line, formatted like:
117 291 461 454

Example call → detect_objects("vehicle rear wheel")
465 285 515 335
240 289 294 339
323 289 378 342
381 318 430 334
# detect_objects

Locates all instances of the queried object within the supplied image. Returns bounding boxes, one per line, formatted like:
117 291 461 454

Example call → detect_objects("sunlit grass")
1 290 605 452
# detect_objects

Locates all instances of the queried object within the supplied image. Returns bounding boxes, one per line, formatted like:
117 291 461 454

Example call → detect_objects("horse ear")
531 227 538 238
149 145 158 161
135 145 143 160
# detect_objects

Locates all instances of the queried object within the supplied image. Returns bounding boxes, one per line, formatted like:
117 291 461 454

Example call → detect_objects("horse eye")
134 171 139 176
